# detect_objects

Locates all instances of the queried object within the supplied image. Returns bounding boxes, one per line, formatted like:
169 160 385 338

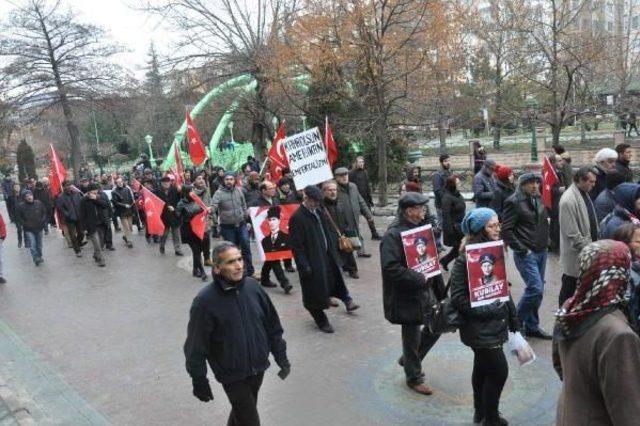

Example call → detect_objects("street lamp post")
228 121 235 143
144 134 155 163
525 97 539 163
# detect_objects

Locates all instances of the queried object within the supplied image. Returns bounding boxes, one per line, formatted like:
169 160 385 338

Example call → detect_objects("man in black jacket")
154 176 183 256
80 184 109 267
289 185 360 333
16 190 48 265
56 181 84 256
97 188 115 251
615 142 633 182
380 192 442 396
502 173 551 339
184 242 290 426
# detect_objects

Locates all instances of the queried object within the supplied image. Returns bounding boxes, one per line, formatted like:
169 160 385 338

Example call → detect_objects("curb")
0 374 35 425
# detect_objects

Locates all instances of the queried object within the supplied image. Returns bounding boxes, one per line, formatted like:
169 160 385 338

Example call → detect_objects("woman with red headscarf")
553 239 640 425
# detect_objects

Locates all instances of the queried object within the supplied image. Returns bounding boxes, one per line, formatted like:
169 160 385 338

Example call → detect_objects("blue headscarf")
461 207 498 235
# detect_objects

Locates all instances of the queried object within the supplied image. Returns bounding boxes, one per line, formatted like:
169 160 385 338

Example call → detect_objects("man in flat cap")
502 172 551 340
381 192 444 396
289 185 360 333
334 167 378 258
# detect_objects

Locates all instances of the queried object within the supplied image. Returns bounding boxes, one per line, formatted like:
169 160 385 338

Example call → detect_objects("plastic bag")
508 332 536 366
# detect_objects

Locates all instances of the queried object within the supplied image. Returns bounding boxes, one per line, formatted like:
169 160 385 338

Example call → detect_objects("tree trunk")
493 82 502 149
376 117 388 207
551 123 561 147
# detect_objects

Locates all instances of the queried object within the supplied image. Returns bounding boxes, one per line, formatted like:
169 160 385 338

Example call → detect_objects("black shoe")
79 241 88 247
0 277 6 284
524 328 553 340
348 271 360 279
318 323 335 333
473 410 484 423
106 246 116 251
159 246 165 254
75 252 83 258
193 269 202 278
283 283 293 294
175 251 184 256
371 234 382 241
345 300 360 312
17 242 21 248
261 280 277 288
200 272 208 282
397 356 404 367
285 266 296 273
357 252 372 258
482 416 508 425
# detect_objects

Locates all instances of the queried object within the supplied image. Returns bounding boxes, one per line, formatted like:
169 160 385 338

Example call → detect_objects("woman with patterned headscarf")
553 240 640 426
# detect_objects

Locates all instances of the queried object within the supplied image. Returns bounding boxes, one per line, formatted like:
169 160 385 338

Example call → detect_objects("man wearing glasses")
502 173 551 340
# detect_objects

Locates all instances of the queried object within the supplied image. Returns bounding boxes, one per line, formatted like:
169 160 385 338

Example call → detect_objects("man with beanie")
381 192 444 396
16 190 48 265
502 173 551 339
472 159 497 208
559 166 598 306
334 167 378 257
594 171 627 222
432 154 452 234
590 148 618 200
212 171 256 278
349 156 382 240
184 242 290 426
615 143 633 182
599 183 640 239
289 185 360 333
489 164 515 220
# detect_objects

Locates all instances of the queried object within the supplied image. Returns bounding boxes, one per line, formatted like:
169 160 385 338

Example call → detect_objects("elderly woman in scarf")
450 207 519 426
553 240 640 426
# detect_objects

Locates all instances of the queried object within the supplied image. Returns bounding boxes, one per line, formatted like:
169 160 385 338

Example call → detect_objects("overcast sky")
0 0 178 78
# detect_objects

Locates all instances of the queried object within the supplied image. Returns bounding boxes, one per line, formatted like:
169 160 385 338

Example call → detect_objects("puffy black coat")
16 200 48 232
441 188 465 247
289 204 346 310
56 190 82 224
502 189 549 255
184 276 288 385
380 216 443 325
176 198 202 244
450 249 518 349
154 186 181 227
489 180 514 221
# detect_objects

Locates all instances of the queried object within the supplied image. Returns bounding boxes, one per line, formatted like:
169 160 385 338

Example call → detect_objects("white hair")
594 148 618 163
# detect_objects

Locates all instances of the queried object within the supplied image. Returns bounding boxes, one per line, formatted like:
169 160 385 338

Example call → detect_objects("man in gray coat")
472 159 497 208
558 166 598 306
334 167 376 258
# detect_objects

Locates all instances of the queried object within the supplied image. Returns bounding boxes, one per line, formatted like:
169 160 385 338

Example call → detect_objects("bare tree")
140 0 295 158
0 0 124 180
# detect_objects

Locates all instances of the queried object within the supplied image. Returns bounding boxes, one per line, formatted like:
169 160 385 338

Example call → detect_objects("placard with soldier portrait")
466 240 509 308
401 224 441 279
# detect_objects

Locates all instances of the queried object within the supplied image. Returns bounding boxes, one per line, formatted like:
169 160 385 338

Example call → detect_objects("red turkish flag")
267 121 288 182
172 142 185 186
325 116 338 168
542 156 559 210
189 192 210 240
141 186 166 235
186 112 207 166
48 144 67 198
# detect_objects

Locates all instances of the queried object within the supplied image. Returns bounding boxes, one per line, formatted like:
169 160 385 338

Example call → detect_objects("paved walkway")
0 205 562 425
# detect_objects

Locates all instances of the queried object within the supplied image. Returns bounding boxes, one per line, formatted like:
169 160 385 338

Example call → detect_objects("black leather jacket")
501 189 549 255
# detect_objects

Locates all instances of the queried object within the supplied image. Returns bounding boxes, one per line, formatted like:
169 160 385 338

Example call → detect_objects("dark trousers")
339 250 358 273
101 223 113 248
283 258 293 269
440 242 460 268
202 231 211 260
471 347 508 422
221 373 264 426
307 254 352 326
261 260 289 287
559 274 578 307
401 325 441 386
15 223 24 247
187 241 204 275
65 222 83 253
112 214 120 230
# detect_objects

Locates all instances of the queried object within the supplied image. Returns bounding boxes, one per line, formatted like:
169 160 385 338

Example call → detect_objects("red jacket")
0 211 6 239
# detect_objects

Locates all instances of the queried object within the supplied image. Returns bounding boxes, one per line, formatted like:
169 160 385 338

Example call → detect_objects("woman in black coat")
176 185 206 281
440 175 466 270
450 208 519 426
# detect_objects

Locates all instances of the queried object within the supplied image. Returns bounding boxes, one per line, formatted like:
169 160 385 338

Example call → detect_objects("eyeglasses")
486 223 501 229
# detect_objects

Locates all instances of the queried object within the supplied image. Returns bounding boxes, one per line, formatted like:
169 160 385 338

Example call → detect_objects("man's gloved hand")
192 377 214 402
277 365 291 380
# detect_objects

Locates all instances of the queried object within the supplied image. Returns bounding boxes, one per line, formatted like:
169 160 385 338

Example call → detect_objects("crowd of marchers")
2 144 640 426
